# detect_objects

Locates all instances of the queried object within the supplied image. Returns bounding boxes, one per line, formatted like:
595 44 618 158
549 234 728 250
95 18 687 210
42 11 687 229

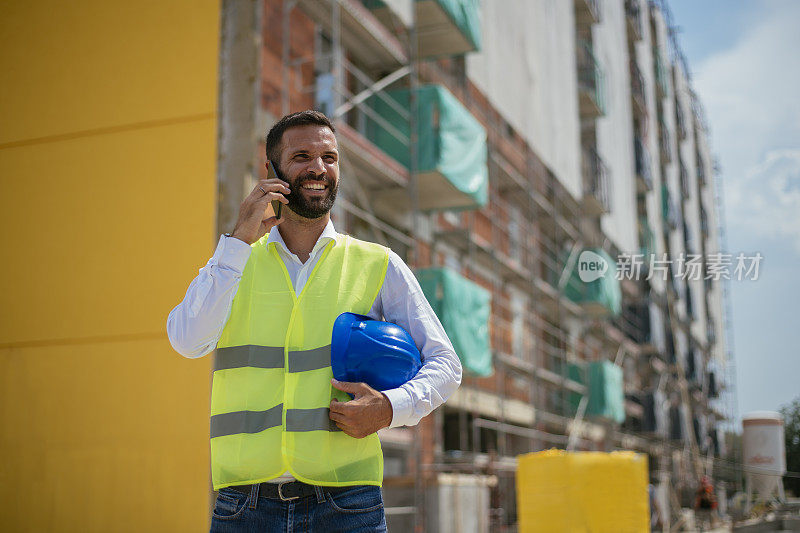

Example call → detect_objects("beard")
284 170 339 219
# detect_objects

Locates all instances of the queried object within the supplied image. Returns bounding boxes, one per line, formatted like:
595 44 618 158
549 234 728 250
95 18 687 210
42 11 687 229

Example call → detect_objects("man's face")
276 125 339 219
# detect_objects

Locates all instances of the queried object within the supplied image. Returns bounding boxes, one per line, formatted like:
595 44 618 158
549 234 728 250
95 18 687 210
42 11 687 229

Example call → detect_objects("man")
694 475 718 531
167 110 462 532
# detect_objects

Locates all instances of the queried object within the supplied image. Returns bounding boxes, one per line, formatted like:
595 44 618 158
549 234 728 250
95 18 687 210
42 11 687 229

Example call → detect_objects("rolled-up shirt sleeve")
166 235 252 358
369 251 462 428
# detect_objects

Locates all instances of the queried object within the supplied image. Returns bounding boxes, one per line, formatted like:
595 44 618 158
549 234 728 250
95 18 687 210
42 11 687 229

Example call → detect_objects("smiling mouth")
301 182 327 190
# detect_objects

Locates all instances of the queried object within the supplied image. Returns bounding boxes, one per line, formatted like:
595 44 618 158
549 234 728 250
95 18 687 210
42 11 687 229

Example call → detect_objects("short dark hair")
265 110 336 163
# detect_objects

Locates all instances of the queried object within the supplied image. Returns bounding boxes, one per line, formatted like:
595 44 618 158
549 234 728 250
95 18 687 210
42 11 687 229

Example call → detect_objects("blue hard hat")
331 312 422 391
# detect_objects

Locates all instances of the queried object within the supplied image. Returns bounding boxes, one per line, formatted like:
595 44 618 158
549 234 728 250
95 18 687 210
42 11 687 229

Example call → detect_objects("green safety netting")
561 248 622 316
363 0 482 52
416 267 492 376
421 0 482 51
365 84 488 209
586 361 625 423
661 183 672 226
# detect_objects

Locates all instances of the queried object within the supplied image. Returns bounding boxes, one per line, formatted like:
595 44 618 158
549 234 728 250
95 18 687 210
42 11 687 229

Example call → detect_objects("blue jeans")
210 483 387 532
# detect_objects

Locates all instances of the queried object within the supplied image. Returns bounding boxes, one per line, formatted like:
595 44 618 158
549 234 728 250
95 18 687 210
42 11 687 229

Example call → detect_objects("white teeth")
302 183 325 190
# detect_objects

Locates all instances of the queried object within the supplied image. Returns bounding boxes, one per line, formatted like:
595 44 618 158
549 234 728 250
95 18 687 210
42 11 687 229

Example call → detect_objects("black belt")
228 480 351 501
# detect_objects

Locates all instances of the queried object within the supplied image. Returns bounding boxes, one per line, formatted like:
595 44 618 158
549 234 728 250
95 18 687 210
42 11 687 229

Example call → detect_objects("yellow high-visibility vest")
210 233 389 490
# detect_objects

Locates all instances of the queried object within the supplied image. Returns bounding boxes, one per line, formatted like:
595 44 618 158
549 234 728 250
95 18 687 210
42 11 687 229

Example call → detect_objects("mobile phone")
266 161 283 219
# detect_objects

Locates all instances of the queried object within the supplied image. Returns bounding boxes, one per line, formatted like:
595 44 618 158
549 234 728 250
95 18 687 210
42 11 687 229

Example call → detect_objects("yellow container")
517 449 649 533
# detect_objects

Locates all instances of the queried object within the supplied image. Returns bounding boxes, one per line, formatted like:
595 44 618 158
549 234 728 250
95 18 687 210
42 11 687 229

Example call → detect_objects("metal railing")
676 101 688 139
659 118 672 162
630 59 646 114
625 0 643 41
634 135 652 190
700 204 709 236
653 48 669 97
582 146 611 212
696 151 707 185
575 0 601 25
577 40 606 115
662 184 678 230
679 158 690 197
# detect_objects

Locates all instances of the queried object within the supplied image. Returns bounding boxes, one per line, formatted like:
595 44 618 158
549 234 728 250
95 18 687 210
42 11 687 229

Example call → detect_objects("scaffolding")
262 0 730 530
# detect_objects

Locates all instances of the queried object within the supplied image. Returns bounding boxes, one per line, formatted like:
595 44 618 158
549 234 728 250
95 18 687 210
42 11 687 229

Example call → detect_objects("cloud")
691 0 800 255
727 149 800 253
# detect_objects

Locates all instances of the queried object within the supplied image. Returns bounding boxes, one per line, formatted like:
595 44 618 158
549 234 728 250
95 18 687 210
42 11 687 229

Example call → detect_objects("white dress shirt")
167 220 462 431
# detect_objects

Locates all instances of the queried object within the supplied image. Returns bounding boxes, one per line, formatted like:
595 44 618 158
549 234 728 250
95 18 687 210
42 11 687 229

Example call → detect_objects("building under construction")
214 0 735 530
0 0 734 530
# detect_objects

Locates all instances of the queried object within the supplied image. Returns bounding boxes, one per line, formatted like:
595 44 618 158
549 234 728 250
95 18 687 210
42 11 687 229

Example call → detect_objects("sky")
668 0 800 420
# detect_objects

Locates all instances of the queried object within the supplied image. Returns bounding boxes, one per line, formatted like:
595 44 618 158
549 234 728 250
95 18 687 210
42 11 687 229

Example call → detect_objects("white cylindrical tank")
742 411 786 503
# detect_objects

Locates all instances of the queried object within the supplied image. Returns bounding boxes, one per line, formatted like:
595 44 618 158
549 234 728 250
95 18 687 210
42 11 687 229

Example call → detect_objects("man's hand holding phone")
230 161 290 245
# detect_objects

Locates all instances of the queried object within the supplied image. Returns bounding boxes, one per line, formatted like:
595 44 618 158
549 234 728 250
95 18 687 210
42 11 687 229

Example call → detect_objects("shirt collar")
266 219 339 258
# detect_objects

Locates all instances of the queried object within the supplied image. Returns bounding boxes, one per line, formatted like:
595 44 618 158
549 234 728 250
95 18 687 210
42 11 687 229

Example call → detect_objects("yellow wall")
0 1 219 530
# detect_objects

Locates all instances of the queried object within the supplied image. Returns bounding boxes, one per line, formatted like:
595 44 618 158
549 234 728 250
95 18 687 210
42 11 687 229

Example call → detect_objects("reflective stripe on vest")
210 405 339 438
210 234 389 490
215 345 331 373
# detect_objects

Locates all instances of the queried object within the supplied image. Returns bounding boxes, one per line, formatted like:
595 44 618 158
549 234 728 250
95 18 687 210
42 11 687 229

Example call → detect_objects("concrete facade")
467 0 583 201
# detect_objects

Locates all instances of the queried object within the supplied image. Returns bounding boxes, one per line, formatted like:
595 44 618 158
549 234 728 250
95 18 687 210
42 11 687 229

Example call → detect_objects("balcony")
582 147 611 215
415 0 482 57
679 158 691 198
575 0 601 26
707 318 717 346
298 0 407 71
619 298 664 354
676 101 688 140
560 247 622 316
659 119 672 163
682 221 693 255
417 267 492 376
634 136 652 192
685 349 697 383
653 49 669 97
669 405 684 441
630 59 646 117
641 390 667 436
577 40 606 117
625 0 643 42
708 371 719 398
366 84 488 211
661 184 678 231
700 204 709 236
639 217 655 258
696 151 707 185
619 302 650 345
685 284 695 319
664 326 676 364
364 0 482 58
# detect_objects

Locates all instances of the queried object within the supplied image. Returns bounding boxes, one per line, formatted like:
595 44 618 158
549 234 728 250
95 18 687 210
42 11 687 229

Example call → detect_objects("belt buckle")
277 481 300 501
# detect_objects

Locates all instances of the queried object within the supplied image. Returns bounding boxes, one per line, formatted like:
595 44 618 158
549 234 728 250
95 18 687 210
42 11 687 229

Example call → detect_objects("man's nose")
306 157 325 176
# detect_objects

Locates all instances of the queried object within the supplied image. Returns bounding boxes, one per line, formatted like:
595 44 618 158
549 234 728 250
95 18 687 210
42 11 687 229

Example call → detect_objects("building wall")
0 2 219 530
652 5 685 319
638 0 668 295
467 0 583 200
261 0 315 119
596 0 638 253
695 121 727 364
674 62 709 338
